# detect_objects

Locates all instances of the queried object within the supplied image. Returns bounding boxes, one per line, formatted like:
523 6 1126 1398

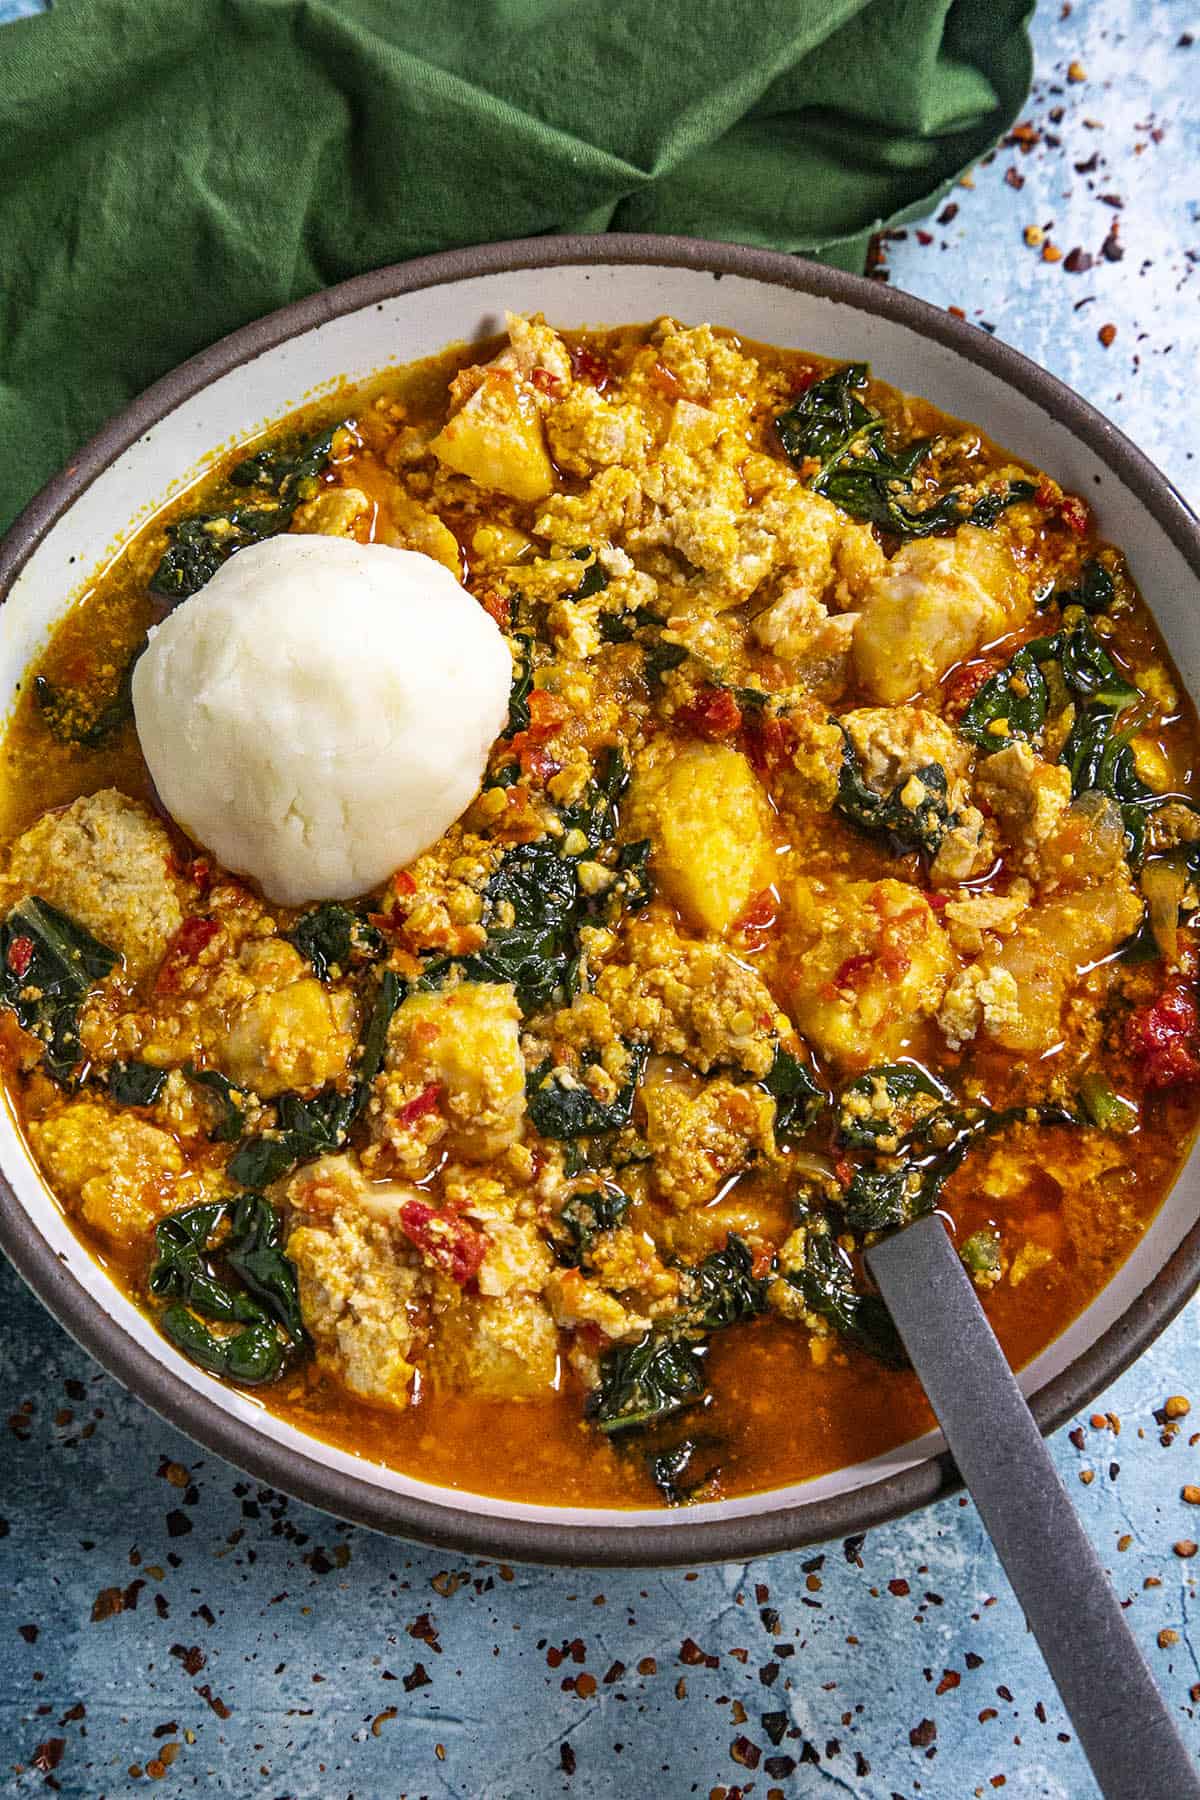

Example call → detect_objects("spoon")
865 1213 1200 1800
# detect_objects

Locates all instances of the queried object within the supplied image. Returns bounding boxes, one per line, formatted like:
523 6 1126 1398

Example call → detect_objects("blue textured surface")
2 2 1200 1795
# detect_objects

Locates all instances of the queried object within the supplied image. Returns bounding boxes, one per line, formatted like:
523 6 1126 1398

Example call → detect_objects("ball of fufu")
132 535 512 906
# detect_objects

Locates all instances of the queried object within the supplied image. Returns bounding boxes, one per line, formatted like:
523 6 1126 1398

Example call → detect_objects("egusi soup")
2 315 1198 1508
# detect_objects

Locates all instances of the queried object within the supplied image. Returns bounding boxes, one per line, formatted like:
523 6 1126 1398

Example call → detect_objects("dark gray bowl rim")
2 232 1199 1568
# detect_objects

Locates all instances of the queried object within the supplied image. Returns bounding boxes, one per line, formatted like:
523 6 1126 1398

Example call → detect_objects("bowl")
2 235 1199 1566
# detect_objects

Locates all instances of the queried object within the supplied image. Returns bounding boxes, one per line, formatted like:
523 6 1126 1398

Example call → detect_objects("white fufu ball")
132 535 511 905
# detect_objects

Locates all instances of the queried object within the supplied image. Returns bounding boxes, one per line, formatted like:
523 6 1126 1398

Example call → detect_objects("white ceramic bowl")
2 236 1198 1565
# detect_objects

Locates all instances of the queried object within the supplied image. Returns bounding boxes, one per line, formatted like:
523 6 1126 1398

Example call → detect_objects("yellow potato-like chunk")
386 488 462 575
29 1102 186 1247
625 744 774 936
779 876 953 1070
434 1290 559 1399
431 369 555 502
222 977 357 1099
288 1208 422 1411
371 980 525 1170
852 526 1030 704
979 881 1143 1053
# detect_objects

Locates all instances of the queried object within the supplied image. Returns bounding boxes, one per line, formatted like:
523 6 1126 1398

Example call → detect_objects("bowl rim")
2 230 1199 1567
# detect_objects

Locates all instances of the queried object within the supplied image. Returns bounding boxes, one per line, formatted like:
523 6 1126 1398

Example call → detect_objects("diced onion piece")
1140 858 1186 964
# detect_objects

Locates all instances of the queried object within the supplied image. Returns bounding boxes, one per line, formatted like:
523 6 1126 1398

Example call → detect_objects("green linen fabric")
0 0 1033 533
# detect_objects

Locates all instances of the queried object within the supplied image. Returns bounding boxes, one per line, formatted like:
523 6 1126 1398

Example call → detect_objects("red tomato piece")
530 367 563 396
398 1198 486 1287
1126 985 1200 1088
1058 494 1090 536
480 590 511 631
675 685 742 741
397 1081 442 1128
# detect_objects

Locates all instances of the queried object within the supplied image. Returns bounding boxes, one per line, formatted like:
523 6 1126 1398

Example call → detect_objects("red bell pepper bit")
5 936 34 979
155 916 220 992
1125 984 1200 1088
675 685 742 741
398 1198 486 1287
397 1081 442 1128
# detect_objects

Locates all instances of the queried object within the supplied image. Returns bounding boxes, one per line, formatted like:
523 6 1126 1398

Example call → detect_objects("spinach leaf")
34 645 140 749
761 1045 825 1138
836 1063 951 1151
287 904 383 981
160 1302 284 1383
527 1043 649 1142
504 634 535 735
835 734 955 857
183 1064 249 1142
958 644 1050 752
680 1234 768 1331
224 1192 309 1346
610 839 655 915
646 1434 724 1506
0 896 118 1083
838 1163 929 1233
1058 619 1139 707
461 841 582 1014
107 1062 168 1107
784 1229 907 1367
569 546 610 599
1059 558 1116 615
149 425 343 599
555 1184 631 1267
589 1323 708 1435
358 967 404 1089
775 363 1033 539
559 747 628 851
149 1193 307 1386
227 1086 360 1189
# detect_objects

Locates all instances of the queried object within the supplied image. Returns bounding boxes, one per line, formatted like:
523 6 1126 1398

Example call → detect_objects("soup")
2 314 1197 1508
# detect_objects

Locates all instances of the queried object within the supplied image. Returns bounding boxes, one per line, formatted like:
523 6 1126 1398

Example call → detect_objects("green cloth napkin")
0 0 1032 535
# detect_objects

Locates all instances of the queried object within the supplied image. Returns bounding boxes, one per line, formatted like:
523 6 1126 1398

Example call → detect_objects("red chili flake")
530 368 563 396
399 1199 486 1287
675 684 742 741
788 365 819 396
916 229 934 246
397 1082 442 1128
194 1684 232 1721
480 590 511 631
742 710 796 776
169 1644 206 1676
1035 478 1059 510
1126 984 1200 1088
730 1736 761 1769
5 936 33 979
1098 323 1118 348
909 1718 937 1748
156 916 219 992
935 1669 961 1695
1063 247 1094 274
888 1577 911 1597
1004 167 1025 190
32 1739 65 1774
1057 494 1090 535
403 1662 432 1692
560 1744 577 1776
568 345 611 391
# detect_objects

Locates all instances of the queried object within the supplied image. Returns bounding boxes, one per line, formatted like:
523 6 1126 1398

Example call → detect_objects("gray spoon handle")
866 1213 1199 1800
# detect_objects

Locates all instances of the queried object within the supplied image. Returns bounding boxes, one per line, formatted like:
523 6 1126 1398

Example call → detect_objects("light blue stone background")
1 1 1198 1794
